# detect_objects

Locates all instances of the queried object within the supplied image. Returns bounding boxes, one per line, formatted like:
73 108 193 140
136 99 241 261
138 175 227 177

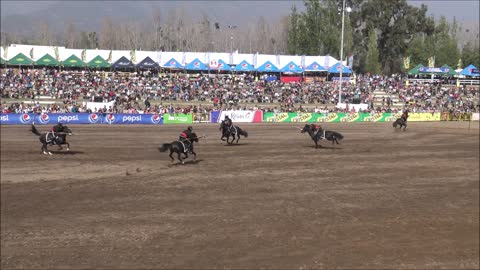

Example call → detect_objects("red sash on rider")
180 132 187 138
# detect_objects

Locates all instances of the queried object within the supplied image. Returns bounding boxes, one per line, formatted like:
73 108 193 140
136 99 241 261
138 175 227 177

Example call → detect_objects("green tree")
365 28 381 74
300 0 323 55
350 0 434 73
405 34 427 68
462 41 480 67
432 16 460 67
287 5 300 55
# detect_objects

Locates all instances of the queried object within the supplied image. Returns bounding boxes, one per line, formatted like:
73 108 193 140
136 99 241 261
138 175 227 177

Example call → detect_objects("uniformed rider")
179 126 194 152
224 115 233 131
50 122 63 144
401 109 409 122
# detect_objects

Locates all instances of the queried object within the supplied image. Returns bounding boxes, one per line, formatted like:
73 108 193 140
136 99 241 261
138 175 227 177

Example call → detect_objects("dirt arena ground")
1 121 479 269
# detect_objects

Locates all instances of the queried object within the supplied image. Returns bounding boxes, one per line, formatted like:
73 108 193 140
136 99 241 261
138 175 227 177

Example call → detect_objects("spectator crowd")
1 67 479 114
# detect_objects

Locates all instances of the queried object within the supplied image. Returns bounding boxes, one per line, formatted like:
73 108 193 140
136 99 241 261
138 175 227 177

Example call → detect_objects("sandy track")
1 122 479 269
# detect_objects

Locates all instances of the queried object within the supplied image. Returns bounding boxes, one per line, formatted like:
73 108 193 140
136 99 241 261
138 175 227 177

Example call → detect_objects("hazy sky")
1 0 479 24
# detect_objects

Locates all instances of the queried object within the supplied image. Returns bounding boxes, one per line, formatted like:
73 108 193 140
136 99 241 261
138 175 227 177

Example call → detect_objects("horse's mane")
190 132 199 142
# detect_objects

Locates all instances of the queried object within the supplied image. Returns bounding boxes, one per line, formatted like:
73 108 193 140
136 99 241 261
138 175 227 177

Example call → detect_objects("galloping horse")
158 132 199 164
393 117 407 131
219 120 248 144
30 124 73 155
301 124 344 148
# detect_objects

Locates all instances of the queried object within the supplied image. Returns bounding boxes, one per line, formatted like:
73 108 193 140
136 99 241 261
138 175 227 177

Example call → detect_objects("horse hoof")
43 151 48 155
48 152 53 155
67 148 70 151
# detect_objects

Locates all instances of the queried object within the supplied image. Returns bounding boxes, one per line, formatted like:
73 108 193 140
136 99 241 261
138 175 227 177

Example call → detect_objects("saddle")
46 132 57 144
178 139 190 153
316 129 326 140
228 125 237 135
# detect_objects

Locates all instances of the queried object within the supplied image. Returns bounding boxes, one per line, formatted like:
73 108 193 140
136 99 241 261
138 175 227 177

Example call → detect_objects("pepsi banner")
0 113 164 125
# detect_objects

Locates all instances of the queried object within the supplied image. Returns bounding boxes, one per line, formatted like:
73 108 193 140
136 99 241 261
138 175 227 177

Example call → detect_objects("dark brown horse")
301 124 343 148
158 132 200 164
219 120 248 144
393 118 407 131
30 124 73 155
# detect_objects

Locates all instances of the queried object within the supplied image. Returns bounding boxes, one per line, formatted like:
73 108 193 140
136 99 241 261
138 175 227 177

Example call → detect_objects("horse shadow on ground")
48 150 84 155
167 159 204 168
303 145 343 150
223 143 248 146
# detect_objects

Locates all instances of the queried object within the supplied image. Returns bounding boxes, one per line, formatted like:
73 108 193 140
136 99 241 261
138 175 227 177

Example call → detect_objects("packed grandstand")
1 44 479 117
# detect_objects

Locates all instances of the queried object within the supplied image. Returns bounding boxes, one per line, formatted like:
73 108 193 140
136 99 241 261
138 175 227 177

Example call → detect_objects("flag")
301 55 305 68
130 50 136 63
428 56 435 68
2 45 7 59
107 50 112 63
81 49 86 62
54 47 59 61
182 52 186 65
457 58 463 70
29 48 34 60
403 56 410 70
325 54 330 68
348 54 354 69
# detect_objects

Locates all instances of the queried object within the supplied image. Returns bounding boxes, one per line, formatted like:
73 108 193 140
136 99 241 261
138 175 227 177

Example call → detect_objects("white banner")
82 100 115 112
473 113 479 121
218 110 255 123
209 59 218 68
336 103 369 112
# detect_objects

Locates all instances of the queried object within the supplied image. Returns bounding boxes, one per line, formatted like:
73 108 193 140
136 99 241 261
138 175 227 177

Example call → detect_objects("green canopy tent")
62 54 85 68
7 53 33 65
407 64 424 75
440 64 457 76
87 55 110 68
35 53 59 66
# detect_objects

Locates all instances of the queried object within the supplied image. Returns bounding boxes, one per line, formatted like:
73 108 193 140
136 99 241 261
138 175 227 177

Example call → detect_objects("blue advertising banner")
210 111 221 123
0 113 164 125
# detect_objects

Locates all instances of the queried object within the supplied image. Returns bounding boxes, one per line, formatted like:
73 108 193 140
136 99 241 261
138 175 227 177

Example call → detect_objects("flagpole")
338 0 346 104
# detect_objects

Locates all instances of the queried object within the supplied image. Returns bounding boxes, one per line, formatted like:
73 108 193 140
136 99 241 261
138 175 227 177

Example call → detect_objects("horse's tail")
158 143 171 152
242 130 248 138
31 124 41 136
333 131 344 140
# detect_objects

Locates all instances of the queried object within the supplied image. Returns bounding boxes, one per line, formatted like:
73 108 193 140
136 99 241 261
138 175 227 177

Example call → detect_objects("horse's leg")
42 143 47 155
177 152 184 164
191 150 197 162
169 150 174 163
236 134 240 144
66 142 70 151
403 124 407 131
44 143 52 155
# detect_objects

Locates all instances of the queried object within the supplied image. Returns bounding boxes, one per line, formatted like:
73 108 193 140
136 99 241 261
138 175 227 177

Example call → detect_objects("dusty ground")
1 121 479 269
